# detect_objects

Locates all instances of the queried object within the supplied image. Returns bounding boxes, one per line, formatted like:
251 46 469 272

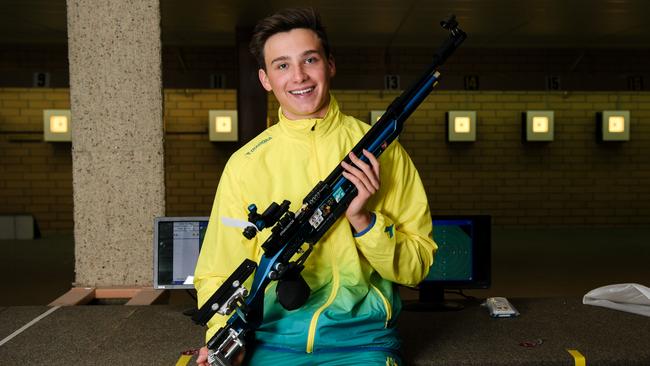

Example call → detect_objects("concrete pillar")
66 0 165 286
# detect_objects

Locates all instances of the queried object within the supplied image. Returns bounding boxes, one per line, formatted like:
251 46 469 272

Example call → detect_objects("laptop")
153 217 209 289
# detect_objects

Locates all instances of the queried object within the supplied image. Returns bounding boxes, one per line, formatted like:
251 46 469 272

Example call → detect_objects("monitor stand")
402 286 464 312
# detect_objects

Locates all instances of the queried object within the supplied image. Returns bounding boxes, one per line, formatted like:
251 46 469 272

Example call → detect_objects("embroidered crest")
384 224 394 238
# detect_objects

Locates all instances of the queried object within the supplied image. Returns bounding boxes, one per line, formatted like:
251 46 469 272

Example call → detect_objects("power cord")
444 289 481 304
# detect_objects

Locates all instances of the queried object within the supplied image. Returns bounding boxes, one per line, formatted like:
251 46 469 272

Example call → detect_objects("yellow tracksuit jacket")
194 95 436 354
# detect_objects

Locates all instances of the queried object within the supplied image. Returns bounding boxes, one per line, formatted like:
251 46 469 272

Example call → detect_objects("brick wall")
332 91 650 226
163 89 238 217
0 88 72 233
1 88 649 234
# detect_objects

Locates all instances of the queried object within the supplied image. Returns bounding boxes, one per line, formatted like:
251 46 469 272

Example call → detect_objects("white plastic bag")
583 283 650 317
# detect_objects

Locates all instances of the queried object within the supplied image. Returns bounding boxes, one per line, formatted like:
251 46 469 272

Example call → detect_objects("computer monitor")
153 217 209 289
405 215 491 311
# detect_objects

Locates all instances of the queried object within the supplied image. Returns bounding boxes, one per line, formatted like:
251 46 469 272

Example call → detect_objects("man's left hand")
341 149 380 233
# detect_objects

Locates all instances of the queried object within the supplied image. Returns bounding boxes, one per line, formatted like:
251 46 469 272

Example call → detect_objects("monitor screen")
424 218 474 282
153 217 209 289
406 215 491 311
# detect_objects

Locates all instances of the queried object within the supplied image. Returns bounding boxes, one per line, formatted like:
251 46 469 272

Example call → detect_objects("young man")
195 8 436 366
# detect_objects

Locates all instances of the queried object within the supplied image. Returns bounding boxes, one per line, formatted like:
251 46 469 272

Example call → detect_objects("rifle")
192 15 466 366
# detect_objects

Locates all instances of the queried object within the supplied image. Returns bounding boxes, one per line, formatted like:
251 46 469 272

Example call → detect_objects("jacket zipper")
305 122 340 353
306 255 339 353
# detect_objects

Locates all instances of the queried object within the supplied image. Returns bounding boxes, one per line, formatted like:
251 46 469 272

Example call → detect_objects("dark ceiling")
1 0 649 48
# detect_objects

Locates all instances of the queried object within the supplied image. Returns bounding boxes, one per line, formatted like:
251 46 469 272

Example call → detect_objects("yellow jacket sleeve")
353 143 436 287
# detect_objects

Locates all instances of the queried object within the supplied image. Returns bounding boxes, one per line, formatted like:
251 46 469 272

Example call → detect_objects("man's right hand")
196 347 210 366
196 346 245 366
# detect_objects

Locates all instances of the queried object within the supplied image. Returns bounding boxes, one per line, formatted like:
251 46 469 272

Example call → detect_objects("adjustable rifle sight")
243 200 291 239
440 14 458 31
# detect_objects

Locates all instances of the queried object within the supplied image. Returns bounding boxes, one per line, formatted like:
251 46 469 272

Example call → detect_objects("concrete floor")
1 227 649 306
2 298 649 365
1 227 649 366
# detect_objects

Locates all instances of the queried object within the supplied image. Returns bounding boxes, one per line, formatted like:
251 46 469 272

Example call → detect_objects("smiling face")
258 28 336 120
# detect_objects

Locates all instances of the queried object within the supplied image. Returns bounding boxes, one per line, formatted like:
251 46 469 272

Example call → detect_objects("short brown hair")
249 8 331 70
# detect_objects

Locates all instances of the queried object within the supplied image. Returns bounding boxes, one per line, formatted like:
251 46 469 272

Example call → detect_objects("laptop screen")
153 217 209 289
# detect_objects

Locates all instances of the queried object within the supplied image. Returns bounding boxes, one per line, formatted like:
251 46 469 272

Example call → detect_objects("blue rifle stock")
193 15 466 366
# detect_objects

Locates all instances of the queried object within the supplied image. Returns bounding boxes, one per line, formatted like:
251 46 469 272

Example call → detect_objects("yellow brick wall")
1 88 649 233
342 91 650 226
0 88 72 233
163 89 238 217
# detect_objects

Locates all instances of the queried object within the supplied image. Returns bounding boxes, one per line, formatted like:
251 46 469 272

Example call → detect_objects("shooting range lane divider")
567 349 586 366
0 306 61 347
